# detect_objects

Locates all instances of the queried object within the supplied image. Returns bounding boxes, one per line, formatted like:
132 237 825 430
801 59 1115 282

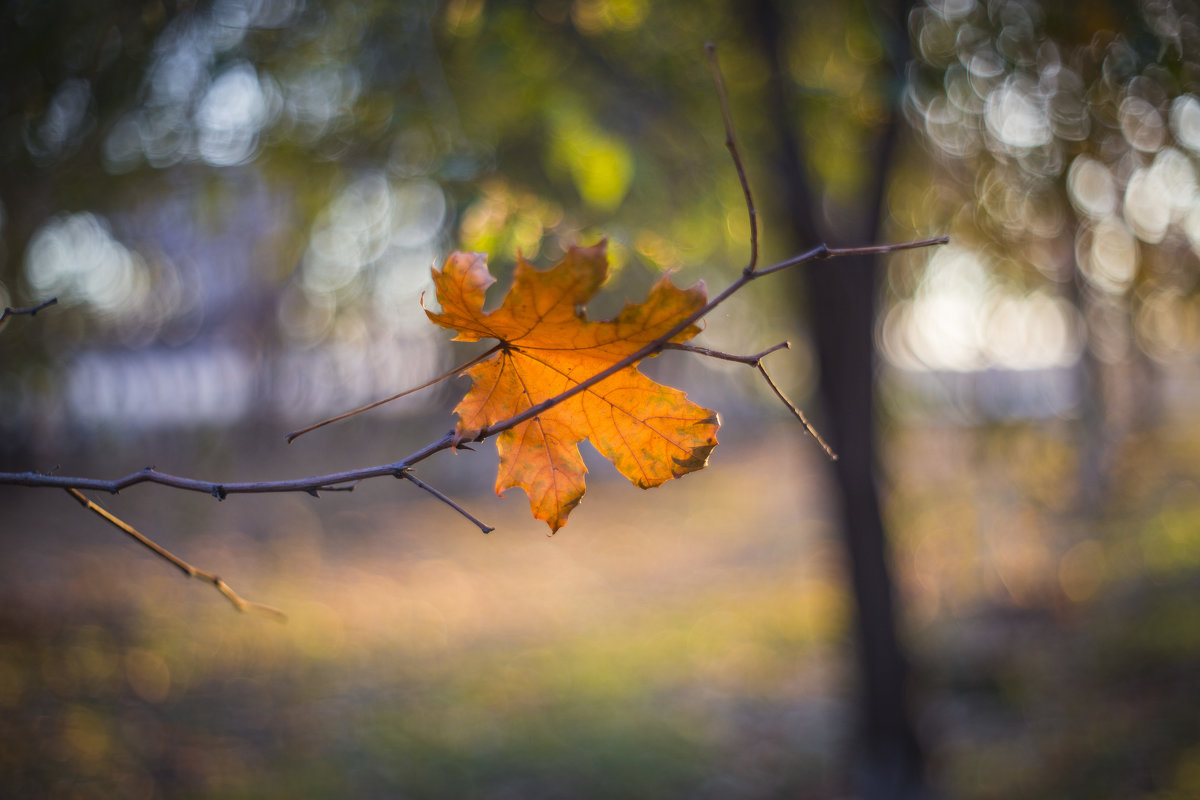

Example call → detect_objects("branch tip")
399 470 494 535
705 41 758 275
756 364 838 460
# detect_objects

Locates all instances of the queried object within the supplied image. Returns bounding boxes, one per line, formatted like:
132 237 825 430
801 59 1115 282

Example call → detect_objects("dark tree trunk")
747 0 927 797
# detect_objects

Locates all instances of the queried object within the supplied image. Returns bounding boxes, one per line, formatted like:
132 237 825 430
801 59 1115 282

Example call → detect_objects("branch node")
211 485 227 501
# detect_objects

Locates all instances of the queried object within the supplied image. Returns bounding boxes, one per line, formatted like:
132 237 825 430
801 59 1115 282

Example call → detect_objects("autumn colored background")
2 1 1200 798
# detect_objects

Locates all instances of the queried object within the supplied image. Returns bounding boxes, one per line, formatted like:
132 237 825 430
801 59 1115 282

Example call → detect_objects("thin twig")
756 364 838 460
286 344 504 443
665 340 789 365
706 43 758 275
64 488 286 620
0 297 58 326
753 236 950 278
397 469 494 534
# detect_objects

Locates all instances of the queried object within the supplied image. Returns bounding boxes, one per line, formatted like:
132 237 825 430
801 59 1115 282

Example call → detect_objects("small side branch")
665 340 789 365
396 469 495 534
0 297 58 327
754 236 950 278
756 364 838 461
706 44 758 275
286 344 503 443
64 488 286 620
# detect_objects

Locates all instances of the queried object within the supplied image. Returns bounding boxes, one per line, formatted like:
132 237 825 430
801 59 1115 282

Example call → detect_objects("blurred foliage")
0 0 898 344
0 0 905 455
902 0 1200 376
5 0 1200 397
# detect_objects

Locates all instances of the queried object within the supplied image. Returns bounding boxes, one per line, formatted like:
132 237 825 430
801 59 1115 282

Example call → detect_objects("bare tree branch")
0 297 57 326
2 432 456 495
0 236 945 500
65 488 285 620
664 340 789 365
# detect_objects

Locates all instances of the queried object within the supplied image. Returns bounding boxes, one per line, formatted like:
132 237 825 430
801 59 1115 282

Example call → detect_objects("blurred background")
2 0 1200 797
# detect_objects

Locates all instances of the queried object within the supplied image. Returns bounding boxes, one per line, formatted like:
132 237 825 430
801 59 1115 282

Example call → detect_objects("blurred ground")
1 414 1199 799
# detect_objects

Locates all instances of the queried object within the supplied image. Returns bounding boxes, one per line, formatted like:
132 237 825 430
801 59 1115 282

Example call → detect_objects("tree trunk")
747 0 927 796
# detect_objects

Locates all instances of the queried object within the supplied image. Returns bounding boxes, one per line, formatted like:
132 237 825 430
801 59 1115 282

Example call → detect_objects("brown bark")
747 0 927 796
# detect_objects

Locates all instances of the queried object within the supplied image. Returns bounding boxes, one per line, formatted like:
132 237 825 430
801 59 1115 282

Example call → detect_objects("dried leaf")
426 241 719 531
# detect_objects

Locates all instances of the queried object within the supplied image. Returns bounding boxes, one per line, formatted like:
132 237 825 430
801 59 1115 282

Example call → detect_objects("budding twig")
64 487 285 620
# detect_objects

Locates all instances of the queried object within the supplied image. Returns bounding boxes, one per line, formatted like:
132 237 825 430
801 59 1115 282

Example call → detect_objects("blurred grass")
0 420 850 799
2 417 1199 798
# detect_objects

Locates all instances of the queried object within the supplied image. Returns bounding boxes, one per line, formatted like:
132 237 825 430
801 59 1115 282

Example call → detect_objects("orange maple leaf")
425 241 720 531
